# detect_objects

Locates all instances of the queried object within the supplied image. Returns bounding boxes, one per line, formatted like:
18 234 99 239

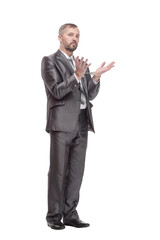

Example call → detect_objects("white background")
0 0 160 239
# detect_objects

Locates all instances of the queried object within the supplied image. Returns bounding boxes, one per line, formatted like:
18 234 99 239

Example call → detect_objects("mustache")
71 41 77 44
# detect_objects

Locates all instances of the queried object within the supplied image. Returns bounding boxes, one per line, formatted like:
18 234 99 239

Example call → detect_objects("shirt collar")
59 49 74 60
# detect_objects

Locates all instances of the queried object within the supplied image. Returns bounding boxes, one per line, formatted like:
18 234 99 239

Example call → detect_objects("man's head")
58 23 80 55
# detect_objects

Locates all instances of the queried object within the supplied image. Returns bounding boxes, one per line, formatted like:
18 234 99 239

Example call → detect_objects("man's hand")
74 56 91 80
92 61 115 82
94 61 115 77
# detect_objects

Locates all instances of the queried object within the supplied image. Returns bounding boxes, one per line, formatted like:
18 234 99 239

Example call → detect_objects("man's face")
59 26 80 52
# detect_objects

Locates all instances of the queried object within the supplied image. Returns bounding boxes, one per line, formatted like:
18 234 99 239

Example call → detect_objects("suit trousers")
46 109 88 222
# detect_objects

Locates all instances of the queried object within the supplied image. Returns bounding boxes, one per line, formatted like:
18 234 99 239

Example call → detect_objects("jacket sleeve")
41 56 79 100
85 69 100 101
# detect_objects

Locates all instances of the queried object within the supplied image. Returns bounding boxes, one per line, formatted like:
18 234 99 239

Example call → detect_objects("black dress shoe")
64 219 90 228
47 220 65 230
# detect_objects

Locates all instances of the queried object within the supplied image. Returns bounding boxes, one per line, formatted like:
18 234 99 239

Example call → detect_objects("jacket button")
74 84 77 87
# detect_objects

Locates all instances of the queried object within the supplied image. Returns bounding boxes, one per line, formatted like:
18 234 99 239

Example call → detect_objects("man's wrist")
75 71 83 80
74 73 80 82
93 75 101 82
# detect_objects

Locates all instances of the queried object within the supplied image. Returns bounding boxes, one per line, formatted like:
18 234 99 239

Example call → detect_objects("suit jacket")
41 49 100 133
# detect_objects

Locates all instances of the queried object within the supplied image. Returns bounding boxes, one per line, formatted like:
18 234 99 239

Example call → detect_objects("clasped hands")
74 56 115 81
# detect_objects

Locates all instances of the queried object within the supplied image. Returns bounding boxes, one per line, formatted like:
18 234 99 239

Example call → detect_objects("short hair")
59 23 78 35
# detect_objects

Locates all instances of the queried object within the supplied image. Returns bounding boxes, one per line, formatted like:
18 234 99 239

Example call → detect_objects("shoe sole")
64 223 90 228
48 224 65 230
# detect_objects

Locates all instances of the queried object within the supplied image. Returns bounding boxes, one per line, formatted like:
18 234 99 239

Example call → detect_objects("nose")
72 36 77 42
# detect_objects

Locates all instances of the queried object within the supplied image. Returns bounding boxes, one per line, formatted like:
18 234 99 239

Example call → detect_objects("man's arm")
85 68 100 101
87 61 115 100
73 56 115 101
41 56 79 100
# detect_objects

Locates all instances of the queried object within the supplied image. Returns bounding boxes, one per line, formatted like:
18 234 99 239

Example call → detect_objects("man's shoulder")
41 50 61 66
45 50 61 61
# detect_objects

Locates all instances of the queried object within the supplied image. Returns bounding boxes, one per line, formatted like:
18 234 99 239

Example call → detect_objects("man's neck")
59 46 73 57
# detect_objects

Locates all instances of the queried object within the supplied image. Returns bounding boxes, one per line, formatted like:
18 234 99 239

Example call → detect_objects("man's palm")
95 61 115 76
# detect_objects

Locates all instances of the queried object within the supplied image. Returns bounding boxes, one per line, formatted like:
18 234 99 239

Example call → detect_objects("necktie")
68 58 75 71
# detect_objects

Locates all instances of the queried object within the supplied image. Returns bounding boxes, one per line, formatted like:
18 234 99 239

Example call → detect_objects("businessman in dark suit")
41 23 115 230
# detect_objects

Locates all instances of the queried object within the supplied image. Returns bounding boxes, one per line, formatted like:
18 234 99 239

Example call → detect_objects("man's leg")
63 110 88 222
46 131 71 222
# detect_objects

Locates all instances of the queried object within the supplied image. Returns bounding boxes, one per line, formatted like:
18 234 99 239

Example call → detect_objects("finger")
104 63 115 71
80 57 84 64
87 63 91 68
104 66 113 71
83 58 88 66
84 63 91 68
105 62 115 69
108 61 115 67
75 56 79 64
101 62 106 68
76 56 79 61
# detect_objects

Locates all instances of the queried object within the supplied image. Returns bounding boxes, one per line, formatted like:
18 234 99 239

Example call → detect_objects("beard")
63 41 78 52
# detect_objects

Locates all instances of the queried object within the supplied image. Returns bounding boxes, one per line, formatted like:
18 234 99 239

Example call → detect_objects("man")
41 23 115 230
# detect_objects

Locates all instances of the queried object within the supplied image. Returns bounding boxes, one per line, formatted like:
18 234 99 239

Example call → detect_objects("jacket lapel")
55 49 75 75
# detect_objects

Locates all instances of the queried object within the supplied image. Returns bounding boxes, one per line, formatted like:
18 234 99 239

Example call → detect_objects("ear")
58 34 62 43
